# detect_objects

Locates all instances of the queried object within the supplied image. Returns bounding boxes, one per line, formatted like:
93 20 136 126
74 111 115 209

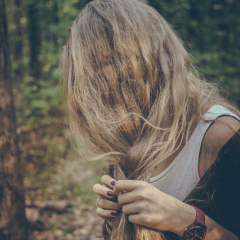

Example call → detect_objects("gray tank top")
150 105 240 201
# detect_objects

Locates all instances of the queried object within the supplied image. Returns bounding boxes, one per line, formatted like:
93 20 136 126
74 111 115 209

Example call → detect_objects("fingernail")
111 181 116 186
107 191 114 197
111 211 118 216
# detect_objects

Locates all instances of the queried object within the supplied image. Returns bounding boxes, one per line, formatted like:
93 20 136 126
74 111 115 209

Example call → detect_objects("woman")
60 0 240 239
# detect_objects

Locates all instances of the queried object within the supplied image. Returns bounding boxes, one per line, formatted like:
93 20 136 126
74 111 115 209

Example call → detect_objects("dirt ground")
28 209 104 240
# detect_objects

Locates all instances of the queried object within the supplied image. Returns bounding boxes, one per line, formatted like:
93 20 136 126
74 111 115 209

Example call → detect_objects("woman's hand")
113 179 196 236
92 175 122 226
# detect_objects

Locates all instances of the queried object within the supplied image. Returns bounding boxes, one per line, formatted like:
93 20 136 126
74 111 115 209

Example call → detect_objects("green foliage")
148 0 240 104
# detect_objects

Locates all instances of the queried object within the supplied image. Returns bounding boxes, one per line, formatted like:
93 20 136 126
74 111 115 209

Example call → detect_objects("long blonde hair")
60 0 240 239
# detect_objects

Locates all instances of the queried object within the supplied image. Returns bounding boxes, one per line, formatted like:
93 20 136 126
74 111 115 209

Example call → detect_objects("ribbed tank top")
150 105 240 201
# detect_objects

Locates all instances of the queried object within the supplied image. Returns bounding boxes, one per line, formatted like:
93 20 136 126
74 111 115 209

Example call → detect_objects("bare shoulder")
206 116 240 150
199 116 240 178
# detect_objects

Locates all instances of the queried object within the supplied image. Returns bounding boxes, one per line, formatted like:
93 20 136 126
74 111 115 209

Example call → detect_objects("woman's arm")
183 116 240 239
102 208 239 240
205 215 239 240
174 203 239 240
198 116 240 179
100 117 240 239
109 179 239 239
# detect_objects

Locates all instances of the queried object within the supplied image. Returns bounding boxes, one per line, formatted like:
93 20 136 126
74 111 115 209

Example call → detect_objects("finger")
96 207 120 219
93 184 116 199
128 214 142 225
122 202 140 215
101 175 116 188
117 191 138 207
113 180 145 196
97 198 122 211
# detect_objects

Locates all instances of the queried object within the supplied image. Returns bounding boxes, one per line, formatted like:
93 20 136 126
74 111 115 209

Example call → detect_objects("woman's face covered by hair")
60 0 230 239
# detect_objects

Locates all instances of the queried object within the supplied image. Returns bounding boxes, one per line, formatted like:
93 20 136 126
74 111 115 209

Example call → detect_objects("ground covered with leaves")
29 208 104 240
17 120 107 240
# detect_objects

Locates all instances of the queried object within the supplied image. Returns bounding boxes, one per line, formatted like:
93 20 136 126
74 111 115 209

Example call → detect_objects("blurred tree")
28 3 42 80
13 0 23 81
0 0 28 239
51 2 60 52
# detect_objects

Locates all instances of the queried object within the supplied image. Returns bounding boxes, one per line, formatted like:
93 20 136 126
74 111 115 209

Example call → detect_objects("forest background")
5 0 240 239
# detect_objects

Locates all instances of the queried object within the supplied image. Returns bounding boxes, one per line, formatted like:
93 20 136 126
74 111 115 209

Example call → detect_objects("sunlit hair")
60 0 240 239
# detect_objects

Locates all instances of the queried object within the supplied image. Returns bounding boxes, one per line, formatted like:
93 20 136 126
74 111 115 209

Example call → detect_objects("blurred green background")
5 0 240 237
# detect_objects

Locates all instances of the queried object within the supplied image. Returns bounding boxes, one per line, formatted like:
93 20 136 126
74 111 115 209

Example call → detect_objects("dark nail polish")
111 181 116 186
107 191 114 197
111 211 118 216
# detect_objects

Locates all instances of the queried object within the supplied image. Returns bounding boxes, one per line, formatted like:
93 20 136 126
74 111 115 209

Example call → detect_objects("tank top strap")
191 104 240 184
203 105 240 121
150 105 240 201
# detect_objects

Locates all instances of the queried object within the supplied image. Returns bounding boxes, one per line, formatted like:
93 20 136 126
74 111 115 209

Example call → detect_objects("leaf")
31 100 50 110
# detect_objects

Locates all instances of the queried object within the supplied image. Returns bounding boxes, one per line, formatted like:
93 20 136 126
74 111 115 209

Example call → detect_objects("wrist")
173 203 196 237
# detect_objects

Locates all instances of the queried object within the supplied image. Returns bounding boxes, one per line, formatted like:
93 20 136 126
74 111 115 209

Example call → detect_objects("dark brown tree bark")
0 0 28 239
52 1 59 48
13 0 23 81
28 3 41 79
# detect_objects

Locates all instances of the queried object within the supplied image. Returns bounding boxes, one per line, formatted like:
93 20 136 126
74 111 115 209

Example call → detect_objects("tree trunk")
13 0 23 81
28 3 41 79
52 1 59 50
0 0 28 239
